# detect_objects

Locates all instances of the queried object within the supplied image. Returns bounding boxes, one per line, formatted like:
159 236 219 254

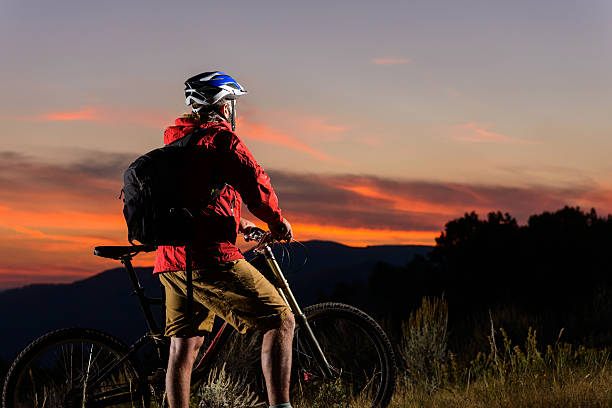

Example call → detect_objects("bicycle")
3 228 397 407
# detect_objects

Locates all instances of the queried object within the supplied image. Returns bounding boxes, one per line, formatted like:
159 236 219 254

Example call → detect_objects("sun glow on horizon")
0 202 437 289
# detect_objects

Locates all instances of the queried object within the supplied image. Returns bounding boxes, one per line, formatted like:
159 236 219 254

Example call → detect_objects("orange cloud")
0 205 149 289
20 106 173 129
292 222 438 246
0 264 93 282
0 213 123 257
239 108 351 147
337 183 457 215
453 122 540 145
238 118 337 162
19 106 349 160
297 115 348 134
372 57 411 65
0 208 122 231
236 223 436 252
42 107 99 121
2 152 612 290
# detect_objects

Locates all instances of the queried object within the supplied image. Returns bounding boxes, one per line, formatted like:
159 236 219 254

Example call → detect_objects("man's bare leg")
261 313 296 406
166 336 205 408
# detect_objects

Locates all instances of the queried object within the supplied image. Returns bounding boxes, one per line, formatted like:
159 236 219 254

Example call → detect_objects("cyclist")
154 71 295 408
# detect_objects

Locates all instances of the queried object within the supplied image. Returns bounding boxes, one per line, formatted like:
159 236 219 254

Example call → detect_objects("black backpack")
122 128 226 317
121 129 223 246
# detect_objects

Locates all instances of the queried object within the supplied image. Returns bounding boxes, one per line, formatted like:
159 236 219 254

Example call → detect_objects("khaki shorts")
158 259 290 337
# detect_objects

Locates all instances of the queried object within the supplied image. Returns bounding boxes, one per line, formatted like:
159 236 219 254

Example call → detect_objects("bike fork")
262 246 336 379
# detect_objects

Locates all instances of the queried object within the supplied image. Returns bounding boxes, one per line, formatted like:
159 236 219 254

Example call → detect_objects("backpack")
122 128 226 318
121 129 223 246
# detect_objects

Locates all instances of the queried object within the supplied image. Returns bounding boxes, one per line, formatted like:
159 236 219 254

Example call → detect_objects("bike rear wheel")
2 328 148 408
292 302 397 408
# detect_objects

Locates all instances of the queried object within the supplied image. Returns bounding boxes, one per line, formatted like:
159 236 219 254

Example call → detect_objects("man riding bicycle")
154 71 295 408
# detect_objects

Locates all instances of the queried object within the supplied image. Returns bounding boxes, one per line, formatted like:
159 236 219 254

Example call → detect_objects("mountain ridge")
0 240 431 361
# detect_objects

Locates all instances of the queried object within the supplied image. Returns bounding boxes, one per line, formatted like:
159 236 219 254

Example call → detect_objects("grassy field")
2 297 609 407
194 297 612 408
389 370 612 408
385 297 611 408
388 305 612 407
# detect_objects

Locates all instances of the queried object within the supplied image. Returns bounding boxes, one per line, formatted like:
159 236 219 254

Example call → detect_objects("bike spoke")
6 330 146 408
291 304 396 407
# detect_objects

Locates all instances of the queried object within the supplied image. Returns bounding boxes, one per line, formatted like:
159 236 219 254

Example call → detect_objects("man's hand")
239 218 257 234
269 218 292 242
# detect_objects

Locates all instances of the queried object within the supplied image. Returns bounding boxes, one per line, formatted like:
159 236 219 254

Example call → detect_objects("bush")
198 362 264 408
399 296 451 391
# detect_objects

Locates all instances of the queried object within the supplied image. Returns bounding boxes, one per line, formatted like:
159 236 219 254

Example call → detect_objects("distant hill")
270 240 430 306
0 241 430 361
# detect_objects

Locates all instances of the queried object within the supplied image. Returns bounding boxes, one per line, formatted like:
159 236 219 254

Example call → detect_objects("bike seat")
93 245 157 259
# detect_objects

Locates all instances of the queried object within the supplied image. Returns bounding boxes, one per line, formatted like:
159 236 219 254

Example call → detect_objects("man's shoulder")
202 121 231 132
201 122 244 149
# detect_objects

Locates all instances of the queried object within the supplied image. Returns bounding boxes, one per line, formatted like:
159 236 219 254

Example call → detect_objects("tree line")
328 206 612 356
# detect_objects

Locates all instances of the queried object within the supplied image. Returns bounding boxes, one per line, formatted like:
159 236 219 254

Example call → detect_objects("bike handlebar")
243 227 267 242
242 227 278 253
93 227 281 260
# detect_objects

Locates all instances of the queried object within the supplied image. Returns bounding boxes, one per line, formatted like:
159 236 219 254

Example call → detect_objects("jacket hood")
163 117 198 145
163 117 231 145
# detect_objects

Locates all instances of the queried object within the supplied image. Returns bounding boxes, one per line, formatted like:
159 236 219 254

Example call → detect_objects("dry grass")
399 296 450 392
187 298 612 408
388 302 612 408
198 363 264 408
195 331 266 408
390 366 612 408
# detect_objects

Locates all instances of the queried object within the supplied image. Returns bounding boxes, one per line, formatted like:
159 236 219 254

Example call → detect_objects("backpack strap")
167 129 201 319
167 127 212 320
185 243 193 319
168 127 204 147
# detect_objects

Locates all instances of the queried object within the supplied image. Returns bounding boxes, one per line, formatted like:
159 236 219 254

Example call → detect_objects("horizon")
1 0 611 289
0 239 435 291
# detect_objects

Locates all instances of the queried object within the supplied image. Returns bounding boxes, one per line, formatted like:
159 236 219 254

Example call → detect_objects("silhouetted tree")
330 206 612 353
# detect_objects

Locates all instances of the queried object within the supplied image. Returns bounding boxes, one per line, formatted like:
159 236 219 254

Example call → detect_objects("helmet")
184 71 247 110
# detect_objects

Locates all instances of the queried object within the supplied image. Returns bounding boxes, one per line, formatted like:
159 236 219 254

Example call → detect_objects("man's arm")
221 131 292 240
239 217 292 241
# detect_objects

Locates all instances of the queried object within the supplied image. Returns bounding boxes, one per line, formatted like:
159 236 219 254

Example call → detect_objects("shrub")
399 296 450 391
198 362 263 408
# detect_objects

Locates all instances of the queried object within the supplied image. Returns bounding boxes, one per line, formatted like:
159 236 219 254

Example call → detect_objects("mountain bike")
2 229 397 407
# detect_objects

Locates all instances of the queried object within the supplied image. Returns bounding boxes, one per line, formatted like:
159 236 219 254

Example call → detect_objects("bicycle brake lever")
244 227 266 242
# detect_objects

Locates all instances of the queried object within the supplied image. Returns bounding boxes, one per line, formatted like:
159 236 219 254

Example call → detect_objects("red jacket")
153 117 284 273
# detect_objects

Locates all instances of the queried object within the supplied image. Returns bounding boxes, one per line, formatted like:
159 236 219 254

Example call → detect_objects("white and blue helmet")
184 71 247 110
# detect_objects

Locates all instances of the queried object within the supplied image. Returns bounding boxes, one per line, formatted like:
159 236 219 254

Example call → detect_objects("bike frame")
82 254 233 394
99 255 233 378
86 236 336 398
258 245 335 378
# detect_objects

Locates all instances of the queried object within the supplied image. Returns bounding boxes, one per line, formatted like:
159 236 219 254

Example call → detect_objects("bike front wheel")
292 302 397 408
2 327 148 408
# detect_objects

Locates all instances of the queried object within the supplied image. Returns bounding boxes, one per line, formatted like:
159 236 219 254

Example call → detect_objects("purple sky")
0 0 611 288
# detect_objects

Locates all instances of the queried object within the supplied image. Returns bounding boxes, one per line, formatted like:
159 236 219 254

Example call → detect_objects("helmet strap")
230 99 236 131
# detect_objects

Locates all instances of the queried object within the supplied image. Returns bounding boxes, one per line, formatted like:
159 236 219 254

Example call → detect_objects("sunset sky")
1 0 611 289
